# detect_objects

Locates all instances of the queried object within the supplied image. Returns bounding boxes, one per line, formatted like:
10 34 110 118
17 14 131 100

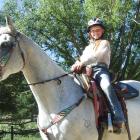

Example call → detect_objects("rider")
71 17 125 130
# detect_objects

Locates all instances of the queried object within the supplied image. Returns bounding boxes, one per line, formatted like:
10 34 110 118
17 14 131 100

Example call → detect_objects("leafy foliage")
0 72 37 119
2 0 139 78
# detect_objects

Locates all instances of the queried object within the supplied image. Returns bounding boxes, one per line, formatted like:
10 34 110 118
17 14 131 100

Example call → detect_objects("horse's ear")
5 16 16 32
5 16 13 26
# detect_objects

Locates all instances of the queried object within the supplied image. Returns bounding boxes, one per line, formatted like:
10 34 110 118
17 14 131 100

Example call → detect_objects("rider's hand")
71 61 83 73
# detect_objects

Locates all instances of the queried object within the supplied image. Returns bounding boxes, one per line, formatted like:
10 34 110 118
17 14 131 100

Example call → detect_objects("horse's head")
0 16 24 81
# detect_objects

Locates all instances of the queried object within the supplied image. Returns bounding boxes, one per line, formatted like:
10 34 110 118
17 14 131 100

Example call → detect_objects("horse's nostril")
1 42 8 48
0 42 15 49
4 36 7 40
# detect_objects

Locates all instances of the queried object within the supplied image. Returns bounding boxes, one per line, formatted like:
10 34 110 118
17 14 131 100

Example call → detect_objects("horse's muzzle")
0 41 15 49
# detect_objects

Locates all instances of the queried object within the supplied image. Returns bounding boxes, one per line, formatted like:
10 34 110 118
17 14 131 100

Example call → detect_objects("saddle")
74 67 139 139
75 67 139 100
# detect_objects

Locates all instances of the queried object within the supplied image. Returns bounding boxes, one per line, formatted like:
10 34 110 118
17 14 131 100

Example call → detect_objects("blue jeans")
93 66 125 123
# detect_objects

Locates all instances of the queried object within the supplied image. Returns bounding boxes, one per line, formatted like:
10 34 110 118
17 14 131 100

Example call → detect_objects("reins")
24 71 73 86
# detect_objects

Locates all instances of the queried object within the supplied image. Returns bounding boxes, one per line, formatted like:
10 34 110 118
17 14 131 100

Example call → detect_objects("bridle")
0 31 25 69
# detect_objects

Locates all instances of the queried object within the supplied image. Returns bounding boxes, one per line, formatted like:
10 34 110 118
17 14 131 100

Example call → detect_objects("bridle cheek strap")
16 38 25 71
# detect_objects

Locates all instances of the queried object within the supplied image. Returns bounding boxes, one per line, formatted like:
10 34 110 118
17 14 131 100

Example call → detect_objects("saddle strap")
123 104 131 140
116 91 131 140
125 118 131 140
91 81 105 140
91 80 100 126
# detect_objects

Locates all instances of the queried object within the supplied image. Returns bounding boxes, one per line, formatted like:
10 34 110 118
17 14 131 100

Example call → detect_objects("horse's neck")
20 34 83 115
20 34 64 80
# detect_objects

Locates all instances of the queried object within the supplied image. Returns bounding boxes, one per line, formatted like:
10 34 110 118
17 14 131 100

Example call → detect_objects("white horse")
0 17 140 140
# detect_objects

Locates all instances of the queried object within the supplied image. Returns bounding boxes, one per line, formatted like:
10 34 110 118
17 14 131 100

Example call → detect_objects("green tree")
84 0 140 80
0 72 37 120
2 0 139 79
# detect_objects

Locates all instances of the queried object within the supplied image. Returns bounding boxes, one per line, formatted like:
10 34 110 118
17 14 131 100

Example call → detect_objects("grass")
2 134 41 140
0 121 41 140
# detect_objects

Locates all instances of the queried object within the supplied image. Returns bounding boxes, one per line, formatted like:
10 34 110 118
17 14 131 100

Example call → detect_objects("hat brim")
87 24 105 33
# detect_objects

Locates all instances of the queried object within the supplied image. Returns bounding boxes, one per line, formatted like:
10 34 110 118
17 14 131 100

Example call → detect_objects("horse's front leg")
39 129 50 140
37 111 57 140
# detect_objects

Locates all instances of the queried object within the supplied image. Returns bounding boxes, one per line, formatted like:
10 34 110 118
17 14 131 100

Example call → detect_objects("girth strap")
116 88 131 140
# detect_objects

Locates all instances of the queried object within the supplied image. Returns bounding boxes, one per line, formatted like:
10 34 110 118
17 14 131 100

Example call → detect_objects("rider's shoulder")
100 39 110 46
